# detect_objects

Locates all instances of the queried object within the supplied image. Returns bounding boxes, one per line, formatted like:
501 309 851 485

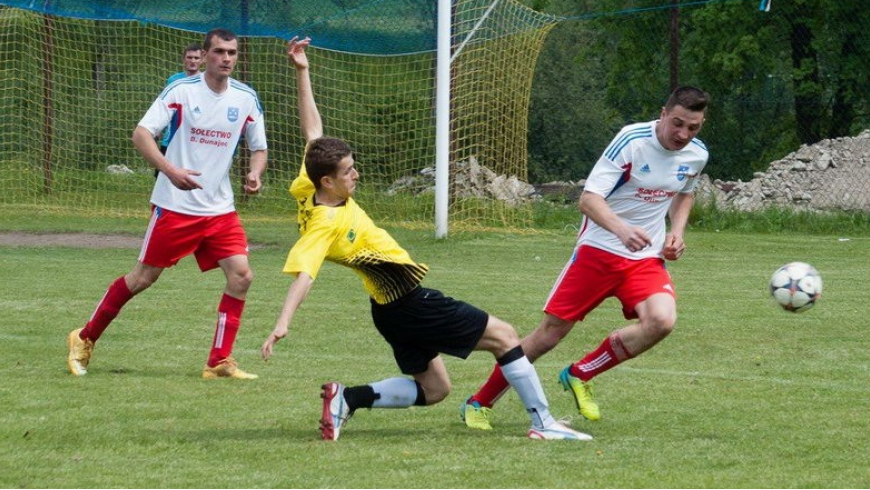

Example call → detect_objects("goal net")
0 0 556 229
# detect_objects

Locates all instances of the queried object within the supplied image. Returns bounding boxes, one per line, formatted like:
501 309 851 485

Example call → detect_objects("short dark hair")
203 28 236 51
305 137 353 190
184 42 202 54
665 86 709 113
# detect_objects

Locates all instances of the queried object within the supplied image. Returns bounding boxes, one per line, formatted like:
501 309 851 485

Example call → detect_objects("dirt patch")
0 232 268 250
0 232 142 249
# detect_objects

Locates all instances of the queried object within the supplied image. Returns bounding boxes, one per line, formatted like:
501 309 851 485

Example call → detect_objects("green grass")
690 202 870 236
1 214 869 487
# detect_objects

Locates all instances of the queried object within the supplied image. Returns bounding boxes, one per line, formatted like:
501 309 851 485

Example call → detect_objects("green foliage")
526 0 870 183
528 14 621 182
690 201 870 236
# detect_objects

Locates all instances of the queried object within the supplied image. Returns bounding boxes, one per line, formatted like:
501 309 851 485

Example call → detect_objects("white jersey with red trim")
138 73 267 216
579 119 708 259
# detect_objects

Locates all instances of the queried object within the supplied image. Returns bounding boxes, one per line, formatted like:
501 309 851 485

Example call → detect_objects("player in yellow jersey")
260 37 590 442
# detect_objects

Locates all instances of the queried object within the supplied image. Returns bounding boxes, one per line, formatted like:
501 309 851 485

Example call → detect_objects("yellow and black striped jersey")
284 159 428 304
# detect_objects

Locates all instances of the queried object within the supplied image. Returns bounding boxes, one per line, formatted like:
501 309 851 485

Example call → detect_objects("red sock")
207 294 245 367
469 364 511 408
569 333 634 382
80 277 134 342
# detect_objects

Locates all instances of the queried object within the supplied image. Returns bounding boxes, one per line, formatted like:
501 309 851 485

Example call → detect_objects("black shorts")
370 286 489 375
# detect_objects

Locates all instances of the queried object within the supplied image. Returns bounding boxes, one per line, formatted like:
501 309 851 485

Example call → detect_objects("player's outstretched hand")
261 327 287 361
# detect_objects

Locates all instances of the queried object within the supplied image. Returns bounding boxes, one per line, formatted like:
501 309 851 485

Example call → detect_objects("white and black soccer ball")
769 262 823 313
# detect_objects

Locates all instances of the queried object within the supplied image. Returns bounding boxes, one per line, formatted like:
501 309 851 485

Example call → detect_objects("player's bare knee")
484 319 519 353
644 313 675 340
500 325 520 346
422 382 450 405
229 267 254 292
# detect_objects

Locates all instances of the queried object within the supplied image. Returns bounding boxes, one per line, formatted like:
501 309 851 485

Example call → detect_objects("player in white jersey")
66 28 268 380
461 87 709 429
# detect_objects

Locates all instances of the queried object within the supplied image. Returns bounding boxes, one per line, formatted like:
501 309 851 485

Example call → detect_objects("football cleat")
320 382 353 441
67 328 94 376
527 420 593 441
202 357 258 379
459 397 493 431
559 366 601 421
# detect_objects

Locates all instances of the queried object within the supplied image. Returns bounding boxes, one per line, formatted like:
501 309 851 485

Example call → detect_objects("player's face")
329 155 359 200
183 49 203 74
657 105 705 151
204 37 238 79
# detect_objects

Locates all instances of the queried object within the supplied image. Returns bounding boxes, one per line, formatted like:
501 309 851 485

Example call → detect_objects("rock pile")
695 130 870 212
386 129 870 213
386 156 537 207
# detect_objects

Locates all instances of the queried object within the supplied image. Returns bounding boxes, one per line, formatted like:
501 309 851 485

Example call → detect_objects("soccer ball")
769 262 822 312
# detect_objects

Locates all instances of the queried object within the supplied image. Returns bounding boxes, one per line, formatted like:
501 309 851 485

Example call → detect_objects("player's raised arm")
287 37 322 143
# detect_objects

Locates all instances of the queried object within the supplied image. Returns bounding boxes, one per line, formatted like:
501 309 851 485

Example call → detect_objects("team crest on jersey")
676 165 697 181
227 107 239 122
347 229 356 243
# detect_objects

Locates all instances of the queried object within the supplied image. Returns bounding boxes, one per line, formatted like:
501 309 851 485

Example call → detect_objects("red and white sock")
569 332 634 382
469 364 511 408
207 294 245 367
80 277 134 342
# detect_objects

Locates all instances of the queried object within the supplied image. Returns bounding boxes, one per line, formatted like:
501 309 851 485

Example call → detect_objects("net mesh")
0 1 556 227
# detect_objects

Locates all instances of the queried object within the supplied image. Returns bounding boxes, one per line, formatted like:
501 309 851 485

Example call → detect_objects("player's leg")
67 209 175 376
559 294 674 420
80 262 164 340
561 258 676 419
319 358 438 441
67 263 163 376
198 213 257 379
464 313 576 417
474 316 591 440
201 254 254 377
614 292 676 355
321 300 448 441
464 245 611 422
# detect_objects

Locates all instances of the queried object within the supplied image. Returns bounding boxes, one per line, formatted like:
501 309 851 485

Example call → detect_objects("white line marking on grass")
617 366 869 393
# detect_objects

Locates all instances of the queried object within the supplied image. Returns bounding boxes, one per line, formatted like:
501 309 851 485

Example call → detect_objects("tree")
526 0 621 183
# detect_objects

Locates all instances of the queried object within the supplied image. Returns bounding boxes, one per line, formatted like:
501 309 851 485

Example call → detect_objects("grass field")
1 213 868 488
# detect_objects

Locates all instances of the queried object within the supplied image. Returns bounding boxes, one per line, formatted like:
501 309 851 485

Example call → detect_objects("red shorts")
138 207 249 271
543 245 676 321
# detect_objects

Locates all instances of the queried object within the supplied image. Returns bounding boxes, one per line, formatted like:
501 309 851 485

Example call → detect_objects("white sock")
500 356 555 429
370 377 419 408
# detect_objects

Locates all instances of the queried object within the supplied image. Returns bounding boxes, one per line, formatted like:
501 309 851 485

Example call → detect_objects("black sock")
413 381 427 406
343 385 378 411
496 345 525 366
